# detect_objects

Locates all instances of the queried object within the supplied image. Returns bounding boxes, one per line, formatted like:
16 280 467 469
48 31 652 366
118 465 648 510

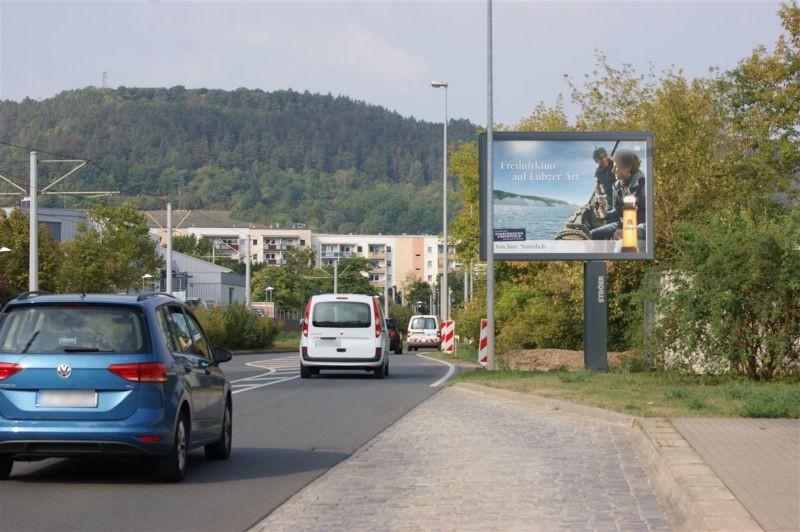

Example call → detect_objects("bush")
194 303 280 350
656 204 800 381
739 387 800 418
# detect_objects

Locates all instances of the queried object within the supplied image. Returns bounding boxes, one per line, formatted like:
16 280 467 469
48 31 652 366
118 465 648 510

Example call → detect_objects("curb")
454 383 763 532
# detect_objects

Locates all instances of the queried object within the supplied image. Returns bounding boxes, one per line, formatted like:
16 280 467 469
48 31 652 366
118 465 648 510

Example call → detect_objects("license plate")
315 338 340 348
36 390 98 408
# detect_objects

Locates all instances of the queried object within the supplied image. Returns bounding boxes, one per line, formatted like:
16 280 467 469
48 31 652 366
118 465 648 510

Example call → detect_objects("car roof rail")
136 292 180 302
14 290 52 301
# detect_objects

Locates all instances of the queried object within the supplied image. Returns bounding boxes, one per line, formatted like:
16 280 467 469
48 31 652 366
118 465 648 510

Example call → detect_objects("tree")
0 209 62 294
725 1 800 201
58 203 163 293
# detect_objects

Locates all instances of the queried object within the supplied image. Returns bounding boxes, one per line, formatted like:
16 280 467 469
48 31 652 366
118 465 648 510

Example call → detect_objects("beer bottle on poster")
621 195 638 252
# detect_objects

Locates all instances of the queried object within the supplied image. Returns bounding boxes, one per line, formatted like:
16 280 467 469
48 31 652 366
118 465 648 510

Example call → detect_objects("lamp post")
0 247 10 253
431 80 448 322
265 286 274 302
142 273 153 291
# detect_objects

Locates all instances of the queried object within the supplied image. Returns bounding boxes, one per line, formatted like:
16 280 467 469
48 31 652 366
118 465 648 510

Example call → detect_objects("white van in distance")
406 314 440 351
299 294 390 379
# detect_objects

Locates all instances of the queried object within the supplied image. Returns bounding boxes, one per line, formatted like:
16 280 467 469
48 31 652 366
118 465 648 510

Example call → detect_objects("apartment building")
145 210 457 301
145 210 311 266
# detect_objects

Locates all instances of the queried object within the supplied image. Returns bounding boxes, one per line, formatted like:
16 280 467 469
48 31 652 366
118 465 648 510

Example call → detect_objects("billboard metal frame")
479 131 654 261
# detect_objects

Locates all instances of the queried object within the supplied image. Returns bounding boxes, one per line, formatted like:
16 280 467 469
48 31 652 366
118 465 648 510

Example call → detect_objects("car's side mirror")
213 346 233 364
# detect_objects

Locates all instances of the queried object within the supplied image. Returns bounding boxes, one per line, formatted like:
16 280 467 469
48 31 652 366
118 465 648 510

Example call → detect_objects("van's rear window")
411 317 437 330
312 302 371 328
0 305 149 354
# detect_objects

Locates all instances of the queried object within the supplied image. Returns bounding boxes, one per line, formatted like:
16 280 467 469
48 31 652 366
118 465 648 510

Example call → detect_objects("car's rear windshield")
0 304 150 354
410 317 437 330
312 302 371 328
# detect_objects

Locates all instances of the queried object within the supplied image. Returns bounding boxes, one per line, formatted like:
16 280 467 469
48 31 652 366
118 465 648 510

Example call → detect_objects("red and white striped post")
478 319 488 366
441 320 455 353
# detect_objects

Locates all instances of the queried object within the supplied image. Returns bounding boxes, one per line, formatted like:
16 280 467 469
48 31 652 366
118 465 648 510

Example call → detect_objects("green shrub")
195 303 280 350
739 387 800 418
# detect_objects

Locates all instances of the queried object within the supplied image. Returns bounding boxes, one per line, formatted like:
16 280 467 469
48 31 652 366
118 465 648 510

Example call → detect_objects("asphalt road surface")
0 351 455 531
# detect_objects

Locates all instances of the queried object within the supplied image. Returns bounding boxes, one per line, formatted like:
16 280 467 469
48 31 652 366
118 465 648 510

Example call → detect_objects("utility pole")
245 229 252 308
17 149 115 292
166 203 173 294
29 152 38 291
384 244 390 318
333 259 338 294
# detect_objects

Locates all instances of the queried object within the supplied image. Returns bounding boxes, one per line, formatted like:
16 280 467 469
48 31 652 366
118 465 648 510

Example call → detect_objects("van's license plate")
36 390 98 408
315 338 340 348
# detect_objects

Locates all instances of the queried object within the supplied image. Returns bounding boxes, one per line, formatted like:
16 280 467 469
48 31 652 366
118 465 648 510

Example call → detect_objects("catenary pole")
29 151 38 292
166 203 173 294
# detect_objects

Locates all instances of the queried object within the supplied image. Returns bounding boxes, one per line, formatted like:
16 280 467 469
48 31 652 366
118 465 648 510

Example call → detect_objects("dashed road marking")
232 355 299 394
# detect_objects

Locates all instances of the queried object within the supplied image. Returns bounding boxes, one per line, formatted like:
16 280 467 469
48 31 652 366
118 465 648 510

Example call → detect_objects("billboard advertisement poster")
480 131 654 261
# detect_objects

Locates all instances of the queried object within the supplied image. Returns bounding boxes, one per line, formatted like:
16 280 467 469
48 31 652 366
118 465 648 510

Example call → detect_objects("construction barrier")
478 318 488 366
441 320 455 353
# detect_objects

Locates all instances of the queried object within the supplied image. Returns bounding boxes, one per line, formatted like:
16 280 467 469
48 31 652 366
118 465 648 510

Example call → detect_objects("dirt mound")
500 349 632 371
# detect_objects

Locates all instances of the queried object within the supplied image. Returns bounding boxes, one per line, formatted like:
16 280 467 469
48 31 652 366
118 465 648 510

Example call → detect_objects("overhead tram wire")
0 138 156 201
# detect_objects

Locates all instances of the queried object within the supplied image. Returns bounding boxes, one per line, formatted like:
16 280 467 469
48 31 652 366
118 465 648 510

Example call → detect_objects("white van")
299 293 390 379
406 314 440 351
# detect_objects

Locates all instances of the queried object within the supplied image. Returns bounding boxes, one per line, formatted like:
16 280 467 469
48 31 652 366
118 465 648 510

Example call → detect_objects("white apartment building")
145 210 457 301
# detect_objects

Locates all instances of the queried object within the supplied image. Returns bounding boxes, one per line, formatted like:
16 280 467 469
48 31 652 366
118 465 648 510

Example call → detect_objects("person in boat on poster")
589 149 646 242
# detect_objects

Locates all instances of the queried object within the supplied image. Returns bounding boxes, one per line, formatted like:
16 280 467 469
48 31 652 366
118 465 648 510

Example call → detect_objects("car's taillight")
375 347 382 358
0 363 22 380
302 298 312 337
373 299 381 338
301 346 309 359
108 362 167 383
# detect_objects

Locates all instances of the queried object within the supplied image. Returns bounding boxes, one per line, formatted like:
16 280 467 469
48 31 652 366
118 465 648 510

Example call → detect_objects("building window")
387 261 391 266
428 247 432 254
300 239 305 246
427 261 432 268
415 253 421 257
415 268 421 272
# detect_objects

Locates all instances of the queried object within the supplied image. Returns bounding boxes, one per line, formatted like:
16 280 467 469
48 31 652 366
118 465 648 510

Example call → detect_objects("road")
0 352 455 531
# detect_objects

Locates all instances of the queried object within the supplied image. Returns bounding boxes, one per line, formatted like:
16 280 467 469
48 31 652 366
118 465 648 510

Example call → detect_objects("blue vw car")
0 292 233 482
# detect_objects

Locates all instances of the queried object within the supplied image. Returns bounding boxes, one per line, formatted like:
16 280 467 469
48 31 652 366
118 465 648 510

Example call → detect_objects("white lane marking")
233 356 300 394
415 353 455 387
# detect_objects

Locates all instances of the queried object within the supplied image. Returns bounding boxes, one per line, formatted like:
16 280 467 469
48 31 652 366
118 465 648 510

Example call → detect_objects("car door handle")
336 348 346 353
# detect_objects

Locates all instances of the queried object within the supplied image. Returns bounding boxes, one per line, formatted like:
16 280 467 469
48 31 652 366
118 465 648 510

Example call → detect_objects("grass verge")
450 368 800 419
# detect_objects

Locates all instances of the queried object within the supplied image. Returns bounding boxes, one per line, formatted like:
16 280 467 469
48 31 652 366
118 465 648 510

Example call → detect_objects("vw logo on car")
56 364 72 379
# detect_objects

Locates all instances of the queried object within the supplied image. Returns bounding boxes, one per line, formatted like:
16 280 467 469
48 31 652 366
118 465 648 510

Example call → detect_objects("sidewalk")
250 384 798 531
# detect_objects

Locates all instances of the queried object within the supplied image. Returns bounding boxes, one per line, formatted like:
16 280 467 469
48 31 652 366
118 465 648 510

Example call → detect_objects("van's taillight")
301 346 309 359
302 298 312 337
372 298 381 338
375 347 382 358
108 363 167 383
0 363 22 380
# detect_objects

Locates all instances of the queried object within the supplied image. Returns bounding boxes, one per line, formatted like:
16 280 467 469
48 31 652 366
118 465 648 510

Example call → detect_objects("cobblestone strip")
251 386 671 532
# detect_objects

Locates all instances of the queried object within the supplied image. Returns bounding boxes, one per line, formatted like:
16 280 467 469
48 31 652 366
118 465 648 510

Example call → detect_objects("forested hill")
0 87 477 234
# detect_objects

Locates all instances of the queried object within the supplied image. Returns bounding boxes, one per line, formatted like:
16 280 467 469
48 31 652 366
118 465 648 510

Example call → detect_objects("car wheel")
204 399 232 460
154 413 189 482
374 362 386 379
300 364 311 379
0 456 13 480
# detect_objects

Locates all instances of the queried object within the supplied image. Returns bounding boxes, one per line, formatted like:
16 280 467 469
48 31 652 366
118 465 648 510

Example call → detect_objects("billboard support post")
583 261 608 372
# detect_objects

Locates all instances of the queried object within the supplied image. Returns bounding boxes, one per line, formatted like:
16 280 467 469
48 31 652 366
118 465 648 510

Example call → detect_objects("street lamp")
265 286 274 302
0 247 10 253
141 273 153 291
431 80 448 322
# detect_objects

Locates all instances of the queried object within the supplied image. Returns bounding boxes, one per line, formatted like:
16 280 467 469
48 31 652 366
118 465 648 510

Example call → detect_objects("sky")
0 0 787 126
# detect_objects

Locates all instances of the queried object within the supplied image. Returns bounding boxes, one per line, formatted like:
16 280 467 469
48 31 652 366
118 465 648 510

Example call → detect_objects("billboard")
479 131 654 261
